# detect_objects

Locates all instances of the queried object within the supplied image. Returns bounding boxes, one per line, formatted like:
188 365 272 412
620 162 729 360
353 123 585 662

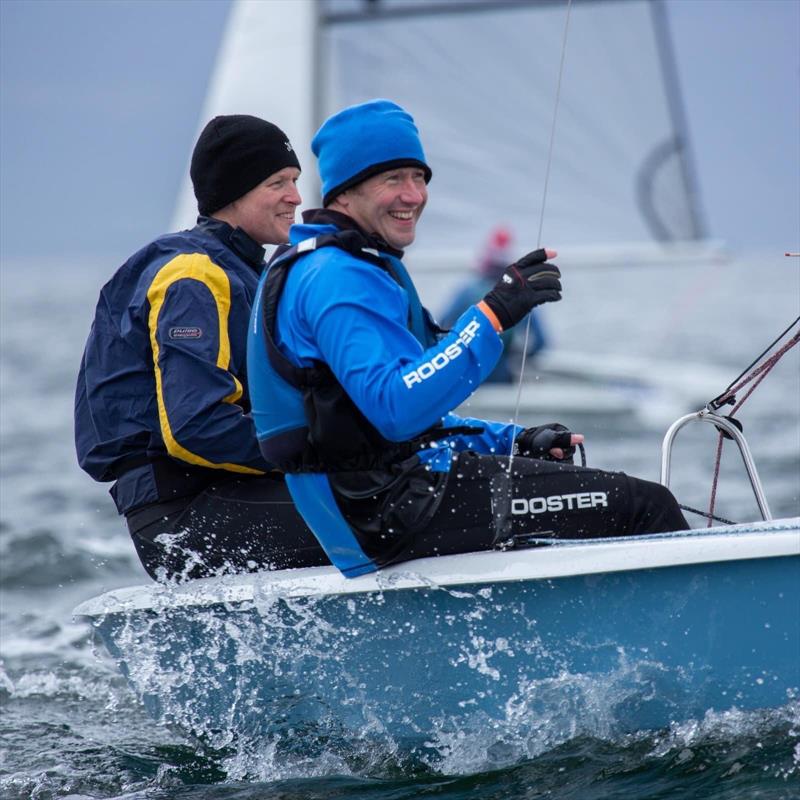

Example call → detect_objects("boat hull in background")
74 521 800 756
457 350 734 427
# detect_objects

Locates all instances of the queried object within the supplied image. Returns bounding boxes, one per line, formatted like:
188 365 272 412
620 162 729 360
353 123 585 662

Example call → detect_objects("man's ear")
328 192 350 213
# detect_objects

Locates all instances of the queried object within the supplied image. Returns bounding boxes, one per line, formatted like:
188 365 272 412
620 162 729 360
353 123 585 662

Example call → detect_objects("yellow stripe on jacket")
146 253 263 474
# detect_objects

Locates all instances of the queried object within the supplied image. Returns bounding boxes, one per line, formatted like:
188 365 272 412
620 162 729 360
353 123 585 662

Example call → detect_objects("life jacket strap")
285 473 379 577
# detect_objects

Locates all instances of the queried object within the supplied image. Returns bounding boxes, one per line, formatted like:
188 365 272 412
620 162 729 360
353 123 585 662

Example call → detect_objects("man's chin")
386 229 416 250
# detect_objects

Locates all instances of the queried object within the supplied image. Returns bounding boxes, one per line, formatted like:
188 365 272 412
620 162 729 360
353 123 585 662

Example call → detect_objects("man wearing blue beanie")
248 99 688 577
313 99 432 207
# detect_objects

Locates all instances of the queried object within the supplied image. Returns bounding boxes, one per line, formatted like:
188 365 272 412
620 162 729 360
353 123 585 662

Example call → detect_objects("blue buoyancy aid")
247 212 514 576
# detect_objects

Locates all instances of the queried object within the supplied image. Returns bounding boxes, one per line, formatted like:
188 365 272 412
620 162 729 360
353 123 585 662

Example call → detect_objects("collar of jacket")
301 208 405 259
195 216 266 270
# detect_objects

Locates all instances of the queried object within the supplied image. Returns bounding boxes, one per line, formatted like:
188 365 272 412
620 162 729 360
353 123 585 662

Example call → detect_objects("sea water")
1 253 798 799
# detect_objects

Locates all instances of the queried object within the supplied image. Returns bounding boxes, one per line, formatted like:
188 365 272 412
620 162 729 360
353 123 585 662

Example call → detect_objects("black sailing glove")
481 248 562 331
514 423 575 462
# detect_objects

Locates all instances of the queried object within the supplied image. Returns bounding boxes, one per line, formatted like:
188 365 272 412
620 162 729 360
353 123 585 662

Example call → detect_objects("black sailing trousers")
389 451 689 565
127 474 329 581
127 453 687 583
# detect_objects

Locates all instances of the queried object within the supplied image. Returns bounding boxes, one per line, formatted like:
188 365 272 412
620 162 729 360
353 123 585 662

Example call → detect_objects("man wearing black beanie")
75 115 331 582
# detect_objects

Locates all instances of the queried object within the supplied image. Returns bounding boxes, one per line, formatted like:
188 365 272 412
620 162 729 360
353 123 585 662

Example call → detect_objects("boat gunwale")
72 518 800 618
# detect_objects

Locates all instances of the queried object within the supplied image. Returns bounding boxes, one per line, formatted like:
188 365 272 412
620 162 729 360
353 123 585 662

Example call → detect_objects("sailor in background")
439 225 548 382
75 115 330 581
248 99 689 578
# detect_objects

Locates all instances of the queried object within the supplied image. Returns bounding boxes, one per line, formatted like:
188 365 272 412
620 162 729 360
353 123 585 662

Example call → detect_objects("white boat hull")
74 520 800 758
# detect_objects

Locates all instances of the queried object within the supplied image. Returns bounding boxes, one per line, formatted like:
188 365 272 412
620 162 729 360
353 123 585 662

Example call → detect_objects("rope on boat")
508 0 573 471
490 0 573 547
708 315 800 412
706 315 800 526
678 504 737 526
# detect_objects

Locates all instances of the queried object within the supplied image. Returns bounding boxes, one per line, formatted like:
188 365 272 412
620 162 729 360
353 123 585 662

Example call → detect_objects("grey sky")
1 0 798 264
0 0 230 263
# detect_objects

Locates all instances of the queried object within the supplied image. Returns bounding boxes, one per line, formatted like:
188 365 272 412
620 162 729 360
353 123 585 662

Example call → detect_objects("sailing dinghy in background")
75 0 799 767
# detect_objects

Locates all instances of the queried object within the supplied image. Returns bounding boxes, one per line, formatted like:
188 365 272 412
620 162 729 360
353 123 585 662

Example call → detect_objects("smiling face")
214 166 301 245
332 167 428 250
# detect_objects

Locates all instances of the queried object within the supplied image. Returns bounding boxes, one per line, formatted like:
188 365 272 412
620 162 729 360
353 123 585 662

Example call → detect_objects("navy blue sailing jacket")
75 218 270 514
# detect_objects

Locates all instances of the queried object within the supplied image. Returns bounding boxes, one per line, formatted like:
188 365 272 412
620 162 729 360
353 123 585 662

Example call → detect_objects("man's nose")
286 184 302 204
399 178 425 204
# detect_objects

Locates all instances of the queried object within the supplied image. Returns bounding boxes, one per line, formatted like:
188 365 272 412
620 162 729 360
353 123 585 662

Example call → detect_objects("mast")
649 0 707 240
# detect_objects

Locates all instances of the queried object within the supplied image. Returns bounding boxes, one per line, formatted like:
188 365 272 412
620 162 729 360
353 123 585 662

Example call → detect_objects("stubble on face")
340 168 428 250
216 167 301 245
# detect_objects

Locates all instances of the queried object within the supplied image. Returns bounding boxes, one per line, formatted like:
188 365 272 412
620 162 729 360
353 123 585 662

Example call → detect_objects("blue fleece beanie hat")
313 99 432 206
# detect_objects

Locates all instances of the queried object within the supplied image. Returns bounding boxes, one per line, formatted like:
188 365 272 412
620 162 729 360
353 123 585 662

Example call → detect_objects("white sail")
173 0 707 260
171 0 318 232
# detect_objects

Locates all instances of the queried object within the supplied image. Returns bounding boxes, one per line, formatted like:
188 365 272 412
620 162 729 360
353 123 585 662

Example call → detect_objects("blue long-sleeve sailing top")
272 221 521 470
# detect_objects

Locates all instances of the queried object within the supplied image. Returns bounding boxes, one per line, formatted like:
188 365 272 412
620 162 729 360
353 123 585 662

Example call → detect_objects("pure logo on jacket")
169 326 203 340
402 319 481 389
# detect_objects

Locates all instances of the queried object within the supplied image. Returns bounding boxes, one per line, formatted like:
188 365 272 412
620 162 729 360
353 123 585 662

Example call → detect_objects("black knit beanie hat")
190 115 301 216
